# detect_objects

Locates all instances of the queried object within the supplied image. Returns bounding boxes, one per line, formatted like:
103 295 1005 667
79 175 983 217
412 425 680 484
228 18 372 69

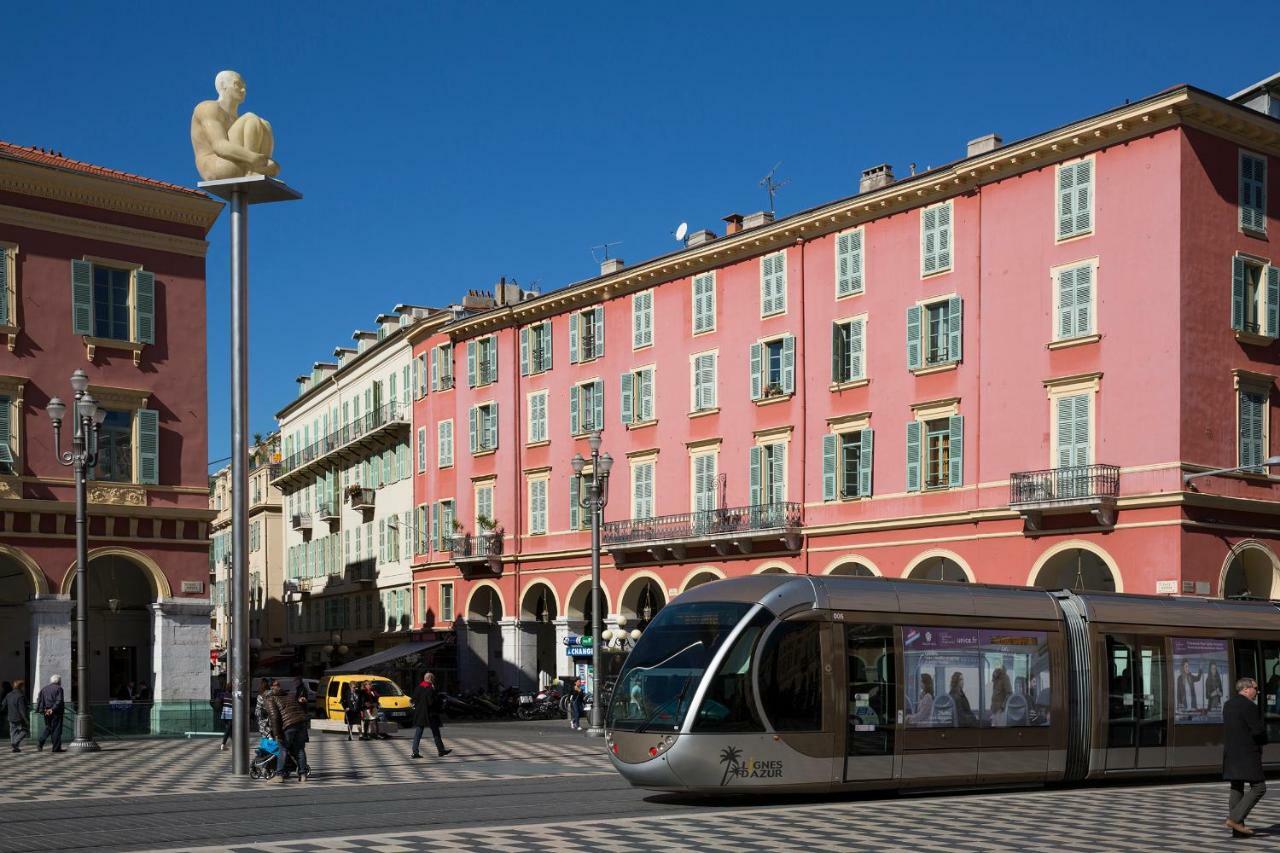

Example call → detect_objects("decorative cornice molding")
0 203 210 258
87 483 147 507
87 384 150 411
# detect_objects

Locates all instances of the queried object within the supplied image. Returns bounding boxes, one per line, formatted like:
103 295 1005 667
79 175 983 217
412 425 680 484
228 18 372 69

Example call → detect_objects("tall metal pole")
68 405 99 753
587 454 604 737
229 188 250 774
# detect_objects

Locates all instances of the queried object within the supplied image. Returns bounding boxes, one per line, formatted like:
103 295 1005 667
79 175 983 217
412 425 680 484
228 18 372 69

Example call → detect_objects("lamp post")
572 430 612 737
1183 456 1280 487
47 367 106 753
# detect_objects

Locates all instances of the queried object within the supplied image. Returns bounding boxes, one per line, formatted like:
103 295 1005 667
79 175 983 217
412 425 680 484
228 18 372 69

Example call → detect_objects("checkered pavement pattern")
0 733 609 804
162 780 1276 853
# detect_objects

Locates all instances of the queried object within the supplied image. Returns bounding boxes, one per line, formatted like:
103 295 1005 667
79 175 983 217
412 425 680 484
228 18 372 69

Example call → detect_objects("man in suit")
1223 677 1268 836
1176 660 1203 713
410 672 451 759
35 675 65 752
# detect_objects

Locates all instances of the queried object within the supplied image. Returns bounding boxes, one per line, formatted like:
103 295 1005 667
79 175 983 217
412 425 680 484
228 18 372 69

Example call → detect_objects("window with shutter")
923 418 953 489
1055 261 1095 341
914 297 962 367
692 452 717 513
528 390 548 443
921 201 953 276
0 395 13 474
1239 389 1267 472
135 409 159 484
760 251 787 316
1054 394 1091 469
1057 159 1094 239
832 319 866 384
529 477 548 534
1233 256 1268 336
632 461 654 520
1240 151 1268 235
692 352 717 412
417 427 426 472
693 272 716 333
438 419 453 468
633 290 653 348
836 228 864 296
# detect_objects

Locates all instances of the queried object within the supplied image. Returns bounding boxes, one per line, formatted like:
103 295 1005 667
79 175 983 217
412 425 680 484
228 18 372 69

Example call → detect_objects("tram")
604 575 1280 793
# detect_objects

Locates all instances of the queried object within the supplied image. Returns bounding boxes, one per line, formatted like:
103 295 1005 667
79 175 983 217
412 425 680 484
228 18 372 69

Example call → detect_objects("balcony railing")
317 502 339 523
274 401 408 481
446 531 503 578
1009 464 1119 530
603 502 803 566
290 513 312 532
347 487 375 513
438 374 455 391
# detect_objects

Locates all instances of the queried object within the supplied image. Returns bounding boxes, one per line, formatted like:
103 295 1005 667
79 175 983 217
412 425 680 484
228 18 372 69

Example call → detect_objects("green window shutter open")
640 369 653 422
520 327 530 375
71 259 92 336
922 207 938 273
0 396 12 469
948 415 964 487
1268 266 1280 338
132 269 155 344
593 379 604 429
488 402 499 450
467 340 477 387
569 386 580 434
770 444 784 503
906 305 922 370
749 445 762 506
858 428 874 497
822 434 837 501
593 307 605 358
781 336 795 393
430 348 439 390
620 372 633 425
137 408 159 484
469 407 479 453
831 322 846 382
849 318 864 380
905 421 922 492
1241 154 1267 233
569 311 579 363
1232 256 1247 332
947 297 963 363
750 342 763 400
0 248 9 327
1058 267 1077 339
570 475 581 530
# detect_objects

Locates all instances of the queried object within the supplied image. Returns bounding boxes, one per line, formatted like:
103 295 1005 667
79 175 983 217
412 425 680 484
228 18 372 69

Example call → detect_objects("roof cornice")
444 86 1279 341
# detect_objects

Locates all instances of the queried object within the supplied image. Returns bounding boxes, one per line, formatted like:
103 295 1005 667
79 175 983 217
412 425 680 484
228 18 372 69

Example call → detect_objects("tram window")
692 609 769 733
904 626 1050 728
758 620 823 731
1171 638 1229 725
1263 642 1280 741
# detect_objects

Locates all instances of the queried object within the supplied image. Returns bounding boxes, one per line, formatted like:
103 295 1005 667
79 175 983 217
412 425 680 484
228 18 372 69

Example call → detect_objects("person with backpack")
267 683 311 783
409 672 451 759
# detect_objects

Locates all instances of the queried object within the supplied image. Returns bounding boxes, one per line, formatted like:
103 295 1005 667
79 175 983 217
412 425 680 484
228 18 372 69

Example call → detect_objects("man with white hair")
36 674 65 753
190 70 280 181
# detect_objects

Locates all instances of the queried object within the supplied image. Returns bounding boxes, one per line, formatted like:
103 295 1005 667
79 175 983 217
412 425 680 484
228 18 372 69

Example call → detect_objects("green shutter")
1232 256 1247 332
1241 154 1267 233
640 369 653 422
620 372 633 425
467 340 477 387
1074 265 1093 337
593 379 604 429
137 408 159 484
849 318 864 380
0 249 10 327
822 434 837 501
469 407 478 453
431 503 440 550
71 259 92 335
542 320 553 370
570 385 580 434
948 415 964 487
770 444 784 503
1268 266 1279 338
570 475 581 530
947 297 963 362
569 311 579 363
906 305 922 370
937 202 952 270
1239 391 1265 471
593 306 605 357
1055 397 1073 468
520 327 530 375
750 445 762 506
489 402 499 449
1073 161 1092 234
1058 267 1077 340
836 232 854 296
750 342 763 400
905 421 921 492
922 207 937 274
781 336 795 394
0 395 12 469
831 322 845 382
858 428 874 498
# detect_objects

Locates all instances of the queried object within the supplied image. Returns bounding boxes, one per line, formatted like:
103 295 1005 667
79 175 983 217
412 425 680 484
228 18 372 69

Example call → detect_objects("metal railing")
1009 464 1120 504
603 502 802 546
437 374 455 391
276 401 407 477
447 532 504 558
347 487 375 510
290 513 312 530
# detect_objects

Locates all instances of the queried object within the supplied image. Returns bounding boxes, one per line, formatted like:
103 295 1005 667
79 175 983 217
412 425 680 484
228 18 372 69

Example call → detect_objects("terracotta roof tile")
0 140 206 198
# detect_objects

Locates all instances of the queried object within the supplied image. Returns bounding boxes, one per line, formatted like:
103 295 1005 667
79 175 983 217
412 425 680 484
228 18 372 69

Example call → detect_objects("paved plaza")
0 722 1274 852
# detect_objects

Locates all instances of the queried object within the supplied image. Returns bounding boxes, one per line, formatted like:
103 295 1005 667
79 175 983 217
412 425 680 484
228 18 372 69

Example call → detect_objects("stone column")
27 596 73 698
150 598 213 704
498 618 520 690
515 621 540 691
459 620 488 692
553 618 572 679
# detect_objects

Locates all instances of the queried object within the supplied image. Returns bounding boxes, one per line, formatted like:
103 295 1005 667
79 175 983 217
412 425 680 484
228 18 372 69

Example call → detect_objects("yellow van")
318 674 413 726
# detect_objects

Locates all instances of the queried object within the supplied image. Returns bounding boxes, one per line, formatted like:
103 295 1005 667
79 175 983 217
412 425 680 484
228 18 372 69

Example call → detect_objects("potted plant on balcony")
763 382 784 399
477 515 504 555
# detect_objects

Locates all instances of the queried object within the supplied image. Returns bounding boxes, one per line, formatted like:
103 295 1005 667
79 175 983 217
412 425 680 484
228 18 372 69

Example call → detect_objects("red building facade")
407 82 1280 691
0 142 222 706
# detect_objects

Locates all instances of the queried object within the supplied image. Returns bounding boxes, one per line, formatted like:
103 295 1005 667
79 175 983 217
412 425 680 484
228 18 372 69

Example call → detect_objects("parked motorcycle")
516 686 564 720
441 691 484 720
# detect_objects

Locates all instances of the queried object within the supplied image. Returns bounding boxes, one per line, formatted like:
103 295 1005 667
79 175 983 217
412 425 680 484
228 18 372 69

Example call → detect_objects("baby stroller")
249 737 296 779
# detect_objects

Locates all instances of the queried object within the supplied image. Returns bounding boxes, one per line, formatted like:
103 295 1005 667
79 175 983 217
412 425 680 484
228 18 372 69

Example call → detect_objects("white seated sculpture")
191 70 279 181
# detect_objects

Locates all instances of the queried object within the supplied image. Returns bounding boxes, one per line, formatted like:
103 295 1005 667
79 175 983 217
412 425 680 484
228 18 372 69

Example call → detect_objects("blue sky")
0 2 1270 465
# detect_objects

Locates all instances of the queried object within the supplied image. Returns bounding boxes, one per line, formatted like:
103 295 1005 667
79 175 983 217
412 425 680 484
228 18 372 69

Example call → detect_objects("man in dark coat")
4 680 28 752
35 674 65 752
1223 677 1268 836
267 684 311 783
410 672 451 759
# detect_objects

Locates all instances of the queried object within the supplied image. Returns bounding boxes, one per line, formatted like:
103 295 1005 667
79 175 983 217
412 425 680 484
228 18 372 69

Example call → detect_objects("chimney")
493 276 525 306
743 211 775 230
461 289 495 311
966 133 1003 157
859 164 895 193
685 229 717 247
600 257 624 275
723 213 744 236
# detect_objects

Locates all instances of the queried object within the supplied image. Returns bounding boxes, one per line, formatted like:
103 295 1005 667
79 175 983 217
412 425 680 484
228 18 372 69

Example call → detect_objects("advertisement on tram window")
1172 638 1229 725
903 627 1051 728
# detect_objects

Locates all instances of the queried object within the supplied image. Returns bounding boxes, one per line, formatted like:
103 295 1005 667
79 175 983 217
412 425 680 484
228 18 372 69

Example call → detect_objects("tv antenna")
673 222 688 242
759 161 789 214
590 241 623 264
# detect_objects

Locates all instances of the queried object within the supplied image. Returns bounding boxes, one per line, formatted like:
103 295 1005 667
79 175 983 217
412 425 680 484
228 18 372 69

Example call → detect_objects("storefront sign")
567 646 594 658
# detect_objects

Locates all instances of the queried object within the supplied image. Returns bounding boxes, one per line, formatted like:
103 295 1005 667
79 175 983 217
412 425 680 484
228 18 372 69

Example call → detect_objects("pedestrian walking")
1223 676 1268 837
4 680 28 752
35 675 65 752
341 683 361 741
569 681 585 731
267 683 310 783
360 680 383 740
409 672 451 759
215 683 234 751
254 681 273 741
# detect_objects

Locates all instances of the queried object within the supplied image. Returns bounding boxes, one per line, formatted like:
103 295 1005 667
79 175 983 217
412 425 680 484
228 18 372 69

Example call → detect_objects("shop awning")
324 640 444 675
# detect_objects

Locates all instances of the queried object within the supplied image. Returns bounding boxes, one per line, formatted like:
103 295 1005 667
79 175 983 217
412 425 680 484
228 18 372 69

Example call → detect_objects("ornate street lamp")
47 368 106 753
572 430 612 737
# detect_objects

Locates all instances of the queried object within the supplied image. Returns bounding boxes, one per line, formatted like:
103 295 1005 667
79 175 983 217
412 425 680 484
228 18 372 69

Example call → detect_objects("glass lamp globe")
615 615 628 628
630 629 642 641
601 629 613 642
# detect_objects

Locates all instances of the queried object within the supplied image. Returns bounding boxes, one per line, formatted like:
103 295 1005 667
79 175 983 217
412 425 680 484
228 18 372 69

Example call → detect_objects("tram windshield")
606 602 752 732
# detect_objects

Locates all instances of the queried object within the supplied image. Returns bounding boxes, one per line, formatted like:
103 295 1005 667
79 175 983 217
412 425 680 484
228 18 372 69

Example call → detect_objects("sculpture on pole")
190 70 280 181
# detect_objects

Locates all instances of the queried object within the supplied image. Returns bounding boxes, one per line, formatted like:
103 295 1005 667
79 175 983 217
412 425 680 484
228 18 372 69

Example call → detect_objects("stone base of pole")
65 713 100 752
584 725 605 738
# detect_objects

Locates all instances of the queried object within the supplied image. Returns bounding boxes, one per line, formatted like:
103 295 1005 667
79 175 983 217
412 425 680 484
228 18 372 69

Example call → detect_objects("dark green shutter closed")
947 298 963 363
948 415 964 487
0 248 9 326
71 259 92 336
620 372 633 424
906 306 922 370
137 409 159 484
134 270 155 344
750 445 762 506
1268 267 1280 338
821 434 837 501
858 428 874 497
750 343 763 400
1232 256 1247 332
905 421 921 492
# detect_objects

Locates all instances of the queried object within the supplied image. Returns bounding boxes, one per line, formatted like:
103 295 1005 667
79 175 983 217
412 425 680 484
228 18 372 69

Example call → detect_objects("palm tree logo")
718 745 743 786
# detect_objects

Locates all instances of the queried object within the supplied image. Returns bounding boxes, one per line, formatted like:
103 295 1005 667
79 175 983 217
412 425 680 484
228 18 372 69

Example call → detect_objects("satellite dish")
674 222 688 242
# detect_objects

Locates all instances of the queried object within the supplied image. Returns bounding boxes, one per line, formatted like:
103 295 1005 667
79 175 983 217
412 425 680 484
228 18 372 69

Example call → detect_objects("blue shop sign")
567 646 594 658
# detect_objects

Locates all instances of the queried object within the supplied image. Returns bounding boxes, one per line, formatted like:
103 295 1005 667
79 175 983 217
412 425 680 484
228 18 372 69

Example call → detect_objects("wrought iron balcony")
1009 464 1119 530
438 374 455 391
347 487 375 513
446 531 503 578
290 513 312 534
603 502 803 567
272 401 409 487
317 502 340 525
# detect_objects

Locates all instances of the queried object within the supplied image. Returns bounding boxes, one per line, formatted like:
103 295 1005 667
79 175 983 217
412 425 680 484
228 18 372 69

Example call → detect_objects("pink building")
409 78 1280 691
0 142 222 708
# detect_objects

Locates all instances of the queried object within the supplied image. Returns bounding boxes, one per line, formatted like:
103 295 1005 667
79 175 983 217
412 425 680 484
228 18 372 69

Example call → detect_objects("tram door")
1104 635 1168 770
843 624 896 781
